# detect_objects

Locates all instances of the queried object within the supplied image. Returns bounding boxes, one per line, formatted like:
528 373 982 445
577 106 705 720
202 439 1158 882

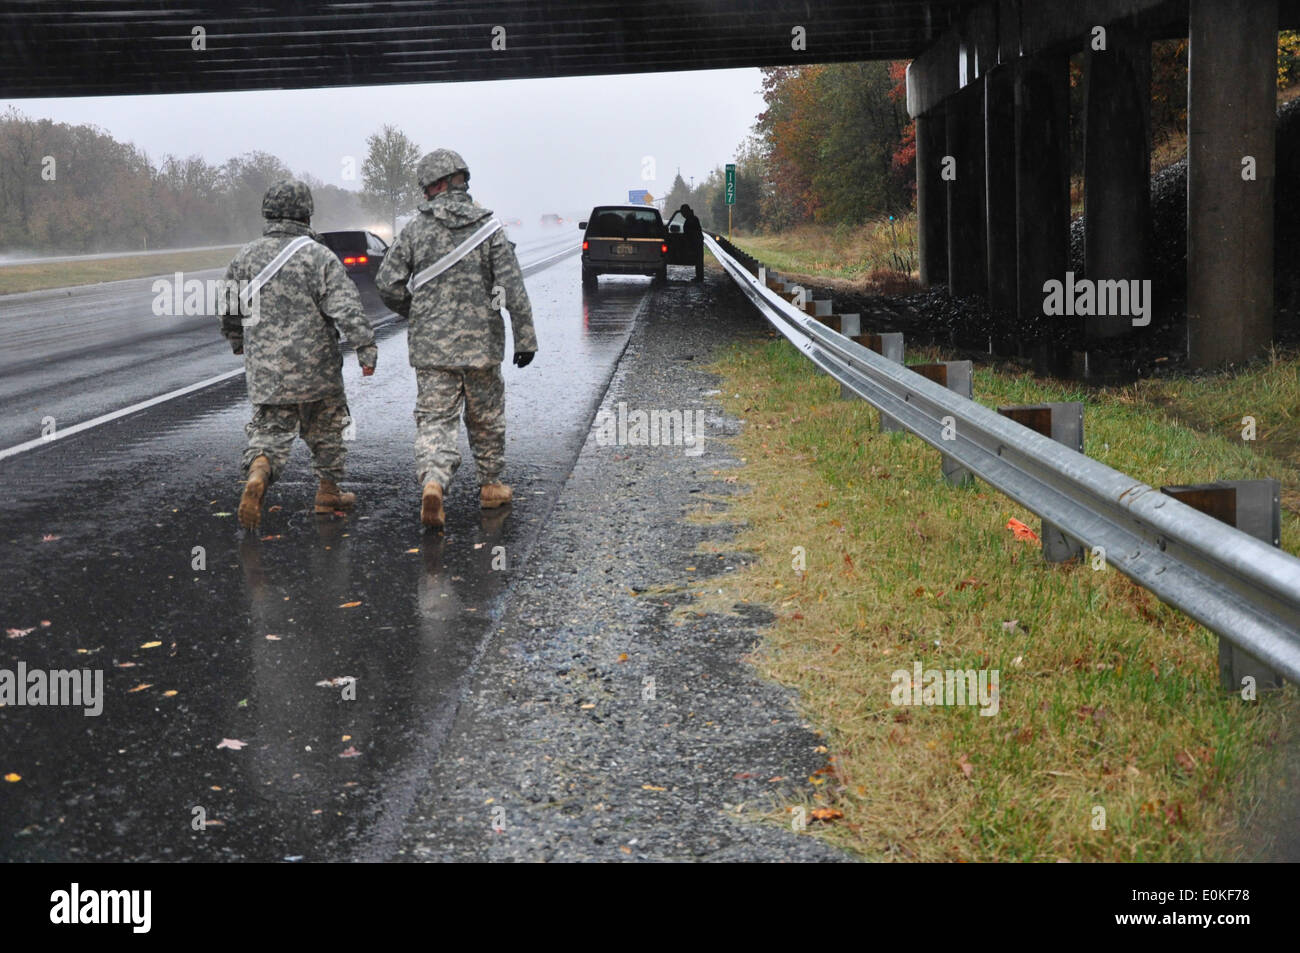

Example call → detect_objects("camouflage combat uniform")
375 186 536 490
221 182 378 486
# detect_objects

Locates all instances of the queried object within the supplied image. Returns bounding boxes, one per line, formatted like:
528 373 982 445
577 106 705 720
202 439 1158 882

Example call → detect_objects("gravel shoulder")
394 270 852 862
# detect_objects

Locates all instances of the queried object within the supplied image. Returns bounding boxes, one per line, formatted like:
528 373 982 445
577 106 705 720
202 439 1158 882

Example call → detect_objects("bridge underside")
908 0 1300 368
0 1 972 99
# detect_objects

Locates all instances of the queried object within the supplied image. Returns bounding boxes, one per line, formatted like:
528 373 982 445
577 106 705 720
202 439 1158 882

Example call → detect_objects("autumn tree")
361 125 421 235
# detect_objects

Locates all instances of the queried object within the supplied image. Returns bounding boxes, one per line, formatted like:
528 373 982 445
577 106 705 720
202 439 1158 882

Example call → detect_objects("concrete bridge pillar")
1187 0 1277 367
915 106 948 287
1015 53 1070 329
1084 23 1151 343
985 64 1017 317
947 81 987 298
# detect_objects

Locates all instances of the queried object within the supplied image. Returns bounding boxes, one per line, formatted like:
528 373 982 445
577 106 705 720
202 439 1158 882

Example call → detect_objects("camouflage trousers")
242 397 352 485
414 366 505 489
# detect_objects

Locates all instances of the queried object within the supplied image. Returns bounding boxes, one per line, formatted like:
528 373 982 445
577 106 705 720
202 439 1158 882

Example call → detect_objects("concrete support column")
985 64 1018 316
1015 53 1070 328
1084 23 1152 343
947 82 987 298
915 107 948 287
1187 0 1277 367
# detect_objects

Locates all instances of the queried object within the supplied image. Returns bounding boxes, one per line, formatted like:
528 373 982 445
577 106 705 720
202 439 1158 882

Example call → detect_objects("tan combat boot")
480 482 512 508
315 480 356 514
421 481 446 528
238 456 272 529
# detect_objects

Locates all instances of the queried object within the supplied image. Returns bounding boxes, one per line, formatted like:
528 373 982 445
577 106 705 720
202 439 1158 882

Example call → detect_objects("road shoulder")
395 272 852 862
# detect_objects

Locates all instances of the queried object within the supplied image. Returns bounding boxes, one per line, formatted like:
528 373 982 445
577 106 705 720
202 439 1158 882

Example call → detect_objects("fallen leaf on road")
339 746 361 758
641 784 667 791
40 620 51 627
162 690 178 697
237 699 248 708
213 512 232 517
127 683 152 693
41 534 60 542
140 641 162 649
619 846 632 854
809 808 843 822
339 601 361 609
580 703 595 709
260 534 282 541
405 548 419 554
265 634 281 641
6 627 35 638
216 738 247 750
116 661 136 668
617 653 628 662
4 773 20 782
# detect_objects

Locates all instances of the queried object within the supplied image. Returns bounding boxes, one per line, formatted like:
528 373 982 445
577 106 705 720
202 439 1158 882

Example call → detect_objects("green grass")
690 337 1299 861
730 216 919 292
0 247 240 295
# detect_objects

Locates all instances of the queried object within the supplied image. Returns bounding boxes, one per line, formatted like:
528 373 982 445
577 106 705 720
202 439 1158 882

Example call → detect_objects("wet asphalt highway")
0 229 578 451
0 243 654 861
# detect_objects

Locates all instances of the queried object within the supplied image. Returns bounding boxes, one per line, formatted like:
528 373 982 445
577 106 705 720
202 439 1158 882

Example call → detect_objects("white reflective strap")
239 235 315 309
409 217 503 292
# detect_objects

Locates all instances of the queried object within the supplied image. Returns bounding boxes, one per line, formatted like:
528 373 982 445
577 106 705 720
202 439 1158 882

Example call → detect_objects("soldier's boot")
238 456 272 530
421 481 446 528
480 482 513 509
315 480 356 514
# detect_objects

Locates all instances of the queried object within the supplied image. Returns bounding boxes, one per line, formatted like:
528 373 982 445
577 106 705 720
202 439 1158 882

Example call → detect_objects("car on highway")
318 230 388 282
579 205 668 286
540 213 564 226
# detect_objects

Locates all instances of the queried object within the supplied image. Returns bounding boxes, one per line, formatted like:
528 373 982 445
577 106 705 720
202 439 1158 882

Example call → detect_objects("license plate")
612 243 635 256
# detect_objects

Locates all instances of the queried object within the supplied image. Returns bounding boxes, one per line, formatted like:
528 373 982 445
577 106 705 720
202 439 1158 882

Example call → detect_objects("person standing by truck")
680 203 705 281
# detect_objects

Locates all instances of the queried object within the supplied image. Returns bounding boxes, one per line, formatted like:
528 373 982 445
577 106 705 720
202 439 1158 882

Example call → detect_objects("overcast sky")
2 68 765 226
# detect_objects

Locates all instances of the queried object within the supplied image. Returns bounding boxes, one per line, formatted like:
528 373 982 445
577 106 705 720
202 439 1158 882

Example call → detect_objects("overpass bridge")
3 0 1299 367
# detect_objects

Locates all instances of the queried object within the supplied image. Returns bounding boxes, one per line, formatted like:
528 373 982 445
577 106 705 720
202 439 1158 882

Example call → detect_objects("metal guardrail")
705 234 1300 682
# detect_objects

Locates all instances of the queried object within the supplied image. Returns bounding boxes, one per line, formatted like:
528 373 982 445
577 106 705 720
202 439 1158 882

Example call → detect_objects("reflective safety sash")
238 235 316 311
409 217 503 292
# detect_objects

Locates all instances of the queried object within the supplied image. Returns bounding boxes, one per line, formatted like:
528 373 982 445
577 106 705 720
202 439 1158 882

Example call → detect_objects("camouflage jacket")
221 220 378 405
375 189 537 369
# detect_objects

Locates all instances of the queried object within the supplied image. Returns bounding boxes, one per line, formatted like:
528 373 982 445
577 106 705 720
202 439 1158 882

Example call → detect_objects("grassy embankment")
688 338 1300 861
727 217 921 296
0 247 239 295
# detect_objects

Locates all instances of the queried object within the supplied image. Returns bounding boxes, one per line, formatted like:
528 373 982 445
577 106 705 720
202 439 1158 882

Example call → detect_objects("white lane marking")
0 368 246 462
0 246 580 463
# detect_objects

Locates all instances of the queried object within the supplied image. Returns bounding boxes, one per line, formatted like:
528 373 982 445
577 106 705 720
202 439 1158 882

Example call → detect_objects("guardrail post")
997 402 1085 563
842 332 905 432
816 312 861 336
1160 479 1285 692
911 361 975 486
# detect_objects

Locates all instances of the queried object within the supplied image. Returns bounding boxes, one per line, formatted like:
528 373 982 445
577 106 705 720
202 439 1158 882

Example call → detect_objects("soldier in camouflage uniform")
221 179 378 530
375 149 536 528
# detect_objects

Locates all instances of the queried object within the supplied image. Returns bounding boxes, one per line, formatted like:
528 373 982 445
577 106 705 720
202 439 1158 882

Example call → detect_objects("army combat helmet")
261 178 314 222
417 149 470 190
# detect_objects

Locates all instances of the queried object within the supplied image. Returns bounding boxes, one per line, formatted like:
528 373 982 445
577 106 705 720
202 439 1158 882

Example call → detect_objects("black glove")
513 351 534 368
